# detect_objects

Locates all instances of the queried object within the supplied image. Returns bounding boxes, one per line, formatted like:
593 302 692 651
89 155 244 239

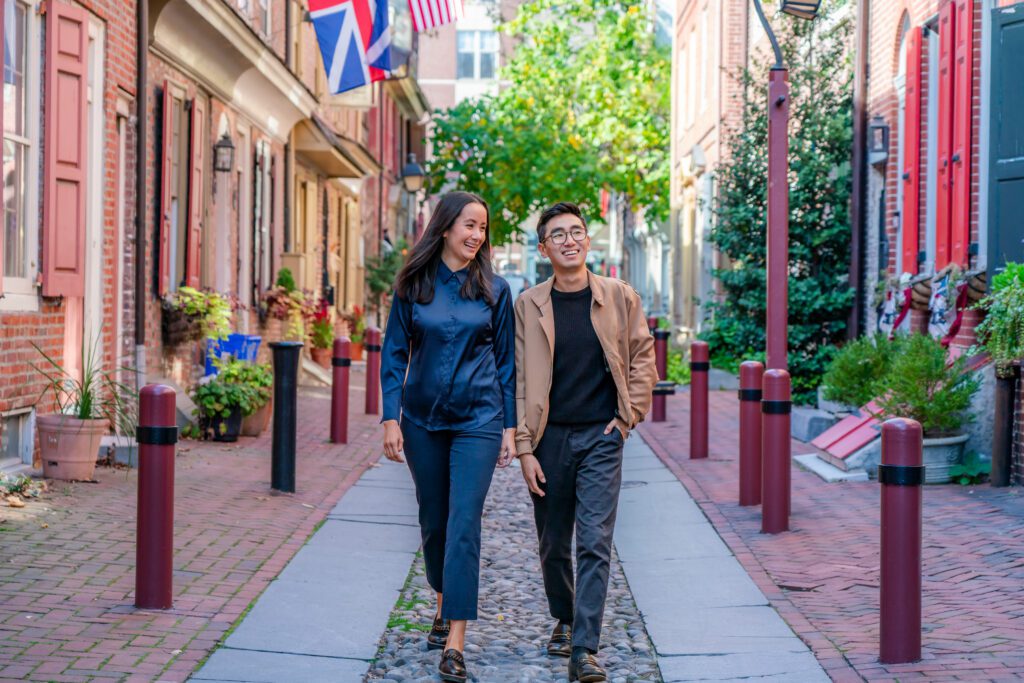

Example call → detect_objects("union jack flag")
309 0 392 95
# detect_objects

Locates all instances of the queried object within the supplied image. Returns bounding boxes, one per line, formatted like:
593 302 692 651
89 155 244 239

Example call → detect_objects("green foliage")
821 333 899 408
974 262 1024 378
310 317 334 350
275 268 297 293
192 374 257 422
870 334 980 436
427 0 669 242
949 451 991 486
366 240 408 315
164 287 233 341
701 5 854 404
666 350 692 386
31 339 137 435
217 359 273 413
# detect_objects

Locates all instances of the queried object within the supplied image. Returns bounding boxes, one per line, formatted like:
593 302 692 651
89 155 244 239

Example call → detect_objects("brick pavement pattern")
640 389 1024 683
0 372 382 682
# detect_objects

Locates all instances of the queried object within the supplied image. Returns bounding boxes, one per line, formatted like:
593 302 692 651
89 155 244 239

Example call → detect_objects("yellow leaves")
526 96 535 108
627 5 639 15
568 134 583 150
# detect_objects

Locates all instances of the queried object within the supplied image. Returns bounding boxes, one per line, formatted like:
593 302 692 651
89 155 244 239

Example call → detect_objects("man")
514 202 657 682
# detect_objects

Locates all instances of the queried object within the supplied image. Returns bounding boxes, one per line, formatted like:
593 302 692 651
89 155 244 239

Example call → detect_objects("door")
988 2 1024 272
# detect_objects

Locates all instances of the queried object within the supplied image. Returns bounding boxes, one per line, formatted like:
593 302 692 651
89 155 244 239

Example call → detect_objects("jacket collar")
526 269 606 309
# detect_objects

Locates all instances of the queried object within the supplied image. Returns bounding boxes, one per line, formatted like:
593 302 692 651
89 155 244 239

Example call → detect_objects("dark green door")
989 2 1024 273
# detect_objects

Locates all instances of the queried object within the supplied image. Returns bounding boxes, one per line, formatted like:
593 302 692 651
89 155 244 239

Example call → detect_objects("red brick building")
863 0 1023 476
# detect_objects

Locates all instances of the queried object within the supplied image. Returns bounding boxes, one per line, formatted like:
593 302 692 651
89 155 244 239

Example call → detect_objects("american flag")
309 0 392 94
408 0 465 32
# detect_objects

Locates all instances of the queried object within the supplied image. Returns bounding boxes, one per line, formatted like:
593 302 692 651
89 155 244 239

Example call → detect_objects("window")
259 0 271 37
4 0 29 281
700 5 709 113
456 30 498 80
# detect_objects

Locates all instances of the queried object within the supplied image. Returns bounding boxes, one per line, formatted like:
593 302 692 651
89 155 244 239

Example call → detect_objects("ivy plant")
973 262 1024 378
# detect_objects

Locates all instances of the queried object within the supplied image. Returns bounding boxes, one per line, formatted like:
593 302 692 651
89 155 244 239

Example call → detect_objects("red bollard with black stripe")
738 361 765 507
330 337 351 444
135 384 177 610
364 326 381 415
689 341 709 459
761 369 791 534
879 418 923 664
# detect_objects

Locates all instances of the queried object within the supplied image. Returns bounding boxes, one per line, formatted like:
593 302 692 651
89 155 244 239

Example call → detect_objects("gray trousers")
530 421 624 652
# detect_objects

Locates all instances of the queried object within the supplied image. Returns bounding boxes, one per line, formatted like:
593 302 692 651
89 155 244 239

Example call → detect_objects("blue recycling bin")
205 334 262 375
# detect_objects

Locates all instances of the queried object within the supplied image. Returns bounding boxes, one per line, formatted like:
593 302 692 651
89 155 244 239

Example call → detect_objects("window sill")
0 280 41 312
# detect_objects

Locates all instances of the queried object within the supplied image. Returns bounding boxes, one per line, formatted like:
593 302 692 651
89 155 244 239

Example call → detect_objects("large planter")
922 433 970 484
241 399 272 437
37 415 108 481
210 407 243 442
311 346 332 369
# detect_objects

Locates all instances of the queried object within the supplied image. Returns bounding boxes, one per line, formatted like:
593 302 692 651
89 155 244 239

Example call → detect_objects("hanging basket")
161 301 203 347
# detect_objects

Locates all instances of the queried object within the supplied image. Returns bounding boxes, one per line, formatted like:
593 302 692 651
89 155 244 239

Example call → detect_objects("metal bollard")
738 361 764 507
879 418 923 664
330 337 351 444
761 369 791 534
364 326 381 415
136 384 177 609
652 381 675 422
270 341 303 493
689 341 709 459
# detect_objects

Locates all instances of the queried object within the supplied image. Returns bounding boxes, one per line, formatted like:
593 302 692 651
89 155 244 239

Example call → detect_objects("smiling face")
441 201 488 267
538 212 589 273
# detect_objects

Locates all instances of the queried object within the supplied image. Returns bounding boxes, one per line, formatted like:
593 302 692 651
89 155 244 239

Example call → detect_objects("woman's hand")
497 428 517 468
382 420 405 463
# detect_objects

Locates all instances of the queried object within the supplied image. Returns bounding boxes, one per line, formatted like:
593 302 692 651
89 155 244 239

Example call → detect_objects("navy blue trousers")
401 415 501 621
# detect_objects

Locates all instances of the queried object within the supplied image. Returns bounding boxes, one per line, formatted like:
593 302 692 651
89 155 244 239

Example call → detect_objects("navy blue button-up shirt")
380 262 516 431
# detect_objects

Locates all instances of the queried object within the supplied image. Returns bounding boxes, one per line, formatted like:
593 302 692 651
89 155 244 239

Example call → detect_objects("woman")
379 191 516 683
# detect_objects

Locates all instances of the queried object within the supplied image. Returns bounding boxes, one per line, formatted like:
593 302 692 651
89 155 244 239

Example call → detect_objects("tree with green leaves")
427 0 669 244
701 6 855 403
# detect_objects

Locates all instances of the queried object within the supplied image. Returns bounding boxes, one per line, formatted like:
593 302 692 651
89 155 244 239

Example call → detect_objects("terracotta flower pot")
350 342 364 361
311 346 332 369
241 399 272 437
37 415 108 481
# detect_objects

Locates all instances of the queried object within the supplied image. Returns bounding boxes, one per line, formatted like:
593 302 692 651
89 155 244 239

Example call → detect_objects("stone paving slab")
192 648 370 683
618 436 828 681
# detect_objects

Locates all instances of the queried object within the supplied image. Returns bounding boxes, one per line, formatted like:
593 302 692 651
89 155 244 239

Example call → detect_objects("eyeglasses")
543 227 588 245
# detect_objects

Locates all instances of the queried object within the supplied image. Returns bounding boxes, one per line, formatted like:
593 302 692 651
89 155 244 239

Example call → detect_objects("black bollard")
270 341 303 493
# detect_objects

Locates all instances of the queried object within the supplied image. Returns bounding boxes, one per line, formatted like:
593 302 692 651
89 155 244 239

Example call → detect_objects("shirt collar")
438 260 469 285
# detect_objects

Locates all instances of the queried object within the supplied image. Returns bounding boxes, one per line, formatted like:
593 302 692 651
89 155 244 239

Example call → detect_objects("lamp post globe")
401 153 425 193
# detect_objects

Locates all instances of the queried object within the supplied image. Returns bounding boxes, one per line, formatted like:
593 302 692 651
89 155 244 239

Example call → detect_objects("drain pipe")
134 0 149 390
849 0 870 339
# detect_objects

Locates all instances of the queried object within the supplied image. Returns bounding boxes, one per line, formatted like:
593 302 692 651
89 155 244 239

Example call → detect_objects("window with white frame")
259 0 271 36
456 30 498 80
3 0 36 293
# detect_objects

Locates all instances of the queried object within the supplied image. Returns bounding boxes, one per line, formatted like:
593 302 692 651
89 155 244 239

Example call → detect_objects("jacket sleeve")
514 295 534 457
625 287 658 428
380 292 411 423
492 280 517 430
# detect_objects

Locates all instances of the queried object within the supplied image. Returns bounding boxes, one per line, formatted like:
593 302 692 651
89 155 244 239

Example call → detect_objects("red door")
901 27 923 275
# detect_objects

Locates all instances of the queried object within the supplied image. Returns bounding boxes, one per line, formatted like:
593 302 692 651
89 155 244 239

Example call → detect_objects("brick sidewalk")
640 389 1024 683
0 370 384 682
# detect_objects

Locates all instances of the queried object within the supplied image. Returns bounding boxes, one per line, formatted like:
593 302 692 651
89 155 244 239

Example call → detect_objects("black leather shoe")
569 652 607 682
439 648 467 682
427 615 450 651
547 621 573 657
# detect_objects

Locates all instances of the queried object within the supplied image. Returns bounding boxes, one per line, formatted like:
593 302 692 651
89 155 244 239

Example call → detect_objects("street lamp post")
751 0 820 371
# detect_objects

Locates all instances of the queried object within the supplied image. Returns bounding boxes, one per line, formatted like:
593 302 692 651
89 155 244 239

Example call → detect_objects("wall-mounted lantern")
868 115 890 167
213 133 236 173
780 0 822 20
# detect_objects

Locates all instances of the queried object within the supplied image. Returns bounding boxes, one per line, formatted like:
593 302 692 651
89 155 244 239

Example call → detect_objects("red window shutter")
0 0 6 295
41 2 88 298
902 27 923 275
159 81 176 295
951 0 974 266
935 2 955 270
186 98 205 289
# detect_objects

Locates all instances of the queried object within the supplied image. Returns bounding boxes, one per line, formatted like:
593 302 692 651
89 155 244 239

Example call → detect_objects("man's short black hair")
537 202 588 242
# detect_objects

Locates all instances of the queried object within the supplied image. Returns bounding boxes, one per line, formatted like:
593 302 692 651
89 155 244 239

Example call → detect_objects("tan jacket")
514 271 658 457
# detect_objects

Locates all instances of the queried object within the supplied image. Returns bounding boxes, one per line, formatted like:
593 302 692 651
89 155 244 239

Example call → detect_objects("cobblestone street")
365 465 663 683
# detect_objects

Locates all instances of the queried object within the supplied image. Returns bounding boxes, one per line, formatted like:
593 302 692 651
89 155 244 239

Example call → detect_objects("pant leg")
401 419 452 595
572 423 625 652
439 417 502 621
530 422 578 624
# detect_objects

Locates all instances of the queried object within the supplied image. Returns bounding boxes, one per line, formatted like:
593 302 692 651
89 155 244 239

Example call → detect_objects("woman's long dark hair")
394 191 495 305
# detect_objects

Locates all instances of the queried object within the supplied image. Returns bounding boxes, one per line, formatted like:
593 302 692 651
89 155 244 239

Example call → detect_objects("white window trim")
260 0 271 38
456 30 498 81
977 0 992 272
924 24 940 275
1 0 41 312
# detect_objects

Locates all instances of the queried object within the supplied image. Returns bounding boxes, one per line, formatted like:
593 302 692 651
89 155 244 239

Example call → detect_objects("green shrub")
275 268 297 293
821 333 898 408
949 452 990 486
666 350 691 386
872 334 980 436
217 359 272 413
974 262 1024 378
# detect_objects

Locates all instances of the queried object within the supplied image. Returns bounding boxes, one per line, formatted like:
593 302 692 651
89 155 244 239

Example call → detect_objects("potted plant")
32 341 136 481
972 262 1024 485
192 373 257 442
344 305 366 361
262 269 317 343
219 359 274 437
162 287 232 347
309 300 334 369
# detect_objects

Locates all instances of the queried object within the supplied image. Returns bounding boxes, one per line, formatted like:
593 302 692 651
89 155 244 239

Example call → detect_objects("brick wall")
1014 369 1023 484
